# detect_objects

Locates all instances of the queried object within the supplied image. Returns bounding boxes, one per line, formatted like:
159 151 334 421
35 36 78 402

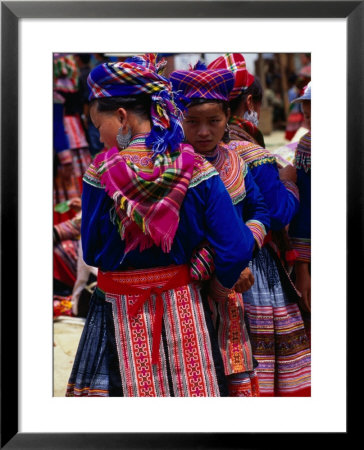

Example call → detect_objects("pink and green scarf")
93 135 195 254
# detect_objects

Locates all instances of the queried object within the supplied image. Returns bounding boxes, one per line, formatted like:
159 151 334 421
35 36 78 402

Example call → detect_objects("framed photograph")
1 1 361 448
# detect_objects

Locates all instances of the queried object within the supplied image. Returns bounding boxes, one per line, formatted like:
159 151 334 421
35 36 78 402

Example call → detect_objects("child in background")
288 82 311 335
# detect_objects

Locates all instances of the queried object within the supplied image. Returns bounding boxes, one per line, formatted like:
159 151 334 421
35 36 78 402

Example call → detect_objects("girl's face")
183 102 229 153
90 103 121 149
301 100 311 131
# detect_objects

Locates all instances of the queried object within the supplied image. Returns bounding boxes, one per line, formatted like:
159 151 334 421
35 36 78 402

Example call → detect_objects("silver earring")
116 126 132 150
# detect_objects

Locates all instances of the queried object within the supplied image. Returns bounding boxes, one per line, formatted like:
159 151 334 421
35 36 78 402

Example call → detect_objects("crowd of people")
53 52 311 398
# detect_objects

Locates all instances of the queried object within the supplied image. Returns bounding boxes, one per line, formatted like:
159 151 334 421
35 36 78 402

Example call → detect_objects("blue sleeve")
250 163 299 230
81 173 255 288
203 175 255 288
81 181 126 270
242 166 270 230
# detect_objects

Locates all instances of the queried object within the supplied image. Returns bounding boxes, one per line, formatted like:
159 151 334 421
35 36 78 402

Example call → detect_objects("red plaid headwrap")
207 53 255 100
169 69 234 103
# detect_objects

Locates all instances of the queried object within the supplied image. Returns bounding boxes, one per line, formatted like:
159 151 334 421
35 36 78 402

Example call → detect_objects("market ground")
53 129 288 397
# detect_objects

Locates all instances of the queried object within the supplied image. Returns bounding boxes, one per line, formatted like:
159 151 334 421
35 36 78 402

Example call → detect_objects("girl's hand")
68 197 82 212
279 165 297 183
233 267 255 293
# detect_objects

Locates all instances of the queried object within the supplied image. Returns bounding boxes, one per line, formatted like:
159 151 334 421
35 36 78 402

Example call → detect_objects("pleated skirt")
243 246 311 397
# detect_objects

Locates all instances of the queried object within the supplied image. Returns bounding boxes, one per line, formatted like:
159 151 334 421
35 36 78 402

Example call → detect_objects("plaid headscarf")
169 69 234 103
87 54 184 155
207 53 255 100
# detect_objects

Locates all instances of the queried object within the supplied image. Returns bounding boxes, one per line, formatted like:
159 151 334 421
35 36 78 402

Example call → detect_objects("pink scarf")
93 136 195 253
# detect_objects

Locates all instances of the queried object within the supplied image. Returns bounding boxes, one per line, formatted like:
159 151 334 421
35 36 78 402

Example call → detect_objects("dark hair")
185 98 229 116
91 95 152 121
75 53 91 64
229 78 263 115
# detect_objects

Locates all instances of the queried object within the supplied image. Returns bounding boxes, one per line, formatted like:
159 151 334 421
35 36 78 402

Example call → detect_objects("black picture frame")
1 1 360 448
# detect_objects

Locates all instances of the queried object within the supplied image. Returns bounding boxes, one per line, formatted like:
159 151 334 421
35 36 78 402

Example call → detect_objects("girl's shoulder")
177 143 219 189
224 140 276 168
189 151 219 189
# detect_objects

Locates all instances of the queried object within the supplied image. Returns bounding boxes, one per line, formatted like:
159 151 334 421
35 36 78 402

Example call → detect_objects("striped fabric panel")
57 149 72 165
66 384 109 397
190 243 215 281
227 370 260 397
246 219 267 249
245 303 311 397
208 292 254 375
105 282 221 397
289 237 311 262
63 115 88 149
71 147 92 178
83 163 104 189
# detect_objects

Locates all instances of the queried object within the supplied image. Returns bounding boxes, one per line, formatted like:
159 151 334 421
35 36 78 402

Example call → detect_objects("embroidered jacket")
81 136 255 288
227 139 299 230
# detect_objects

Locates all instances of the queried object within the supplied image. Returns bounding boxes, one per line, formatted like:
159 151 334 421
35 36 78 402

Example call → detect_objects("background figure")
53 199 82 308
170 65 271 396
208 53 311 397
66 55 255 397
285 54 311 141
53 53 92 204
288 83 312 339
208 54 266 148
74 53 105 157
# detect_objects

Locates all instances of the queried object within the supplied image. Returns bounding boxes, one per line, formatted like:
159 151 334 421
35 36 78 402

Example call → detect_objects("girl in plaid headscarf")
171 61 311 397
170 64 271 396
66 54 256 397
206 55 311 397
207 53 266 148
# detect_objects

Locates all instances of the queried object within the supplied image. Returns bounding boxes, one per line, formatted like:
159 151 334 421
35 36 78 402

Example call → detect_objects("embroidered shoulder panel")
83 162 104 188
213 145 246 205
227 140 277 169
229 124 259 146
189 153 219 188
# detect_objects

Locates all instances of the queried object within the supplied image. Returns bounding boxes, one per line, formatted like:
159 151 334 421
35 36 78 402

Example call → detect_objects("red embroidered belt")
97 265 192 365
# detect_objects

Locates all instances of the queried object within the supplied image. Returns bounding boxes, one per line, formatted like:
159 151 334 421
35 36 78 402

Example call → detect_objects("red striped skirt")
67 265 227 397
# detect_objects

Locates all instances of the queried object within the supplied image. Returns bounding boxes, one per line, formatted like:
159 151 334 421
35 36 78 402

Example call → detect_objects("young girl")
170 65 270 396
66 54 255 397
288 82 311 334
206 54 311 396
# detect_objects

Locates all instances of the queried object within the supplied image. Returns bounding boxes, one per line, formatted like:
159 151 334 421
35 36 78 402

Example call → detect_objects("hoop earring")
222 123 231 143
116 126 132 150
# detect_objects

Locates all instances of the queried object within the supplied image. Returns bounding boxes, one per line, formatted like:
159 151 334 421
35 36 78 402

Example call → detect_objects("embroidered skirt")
66 265 227 397
243 246 311 397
